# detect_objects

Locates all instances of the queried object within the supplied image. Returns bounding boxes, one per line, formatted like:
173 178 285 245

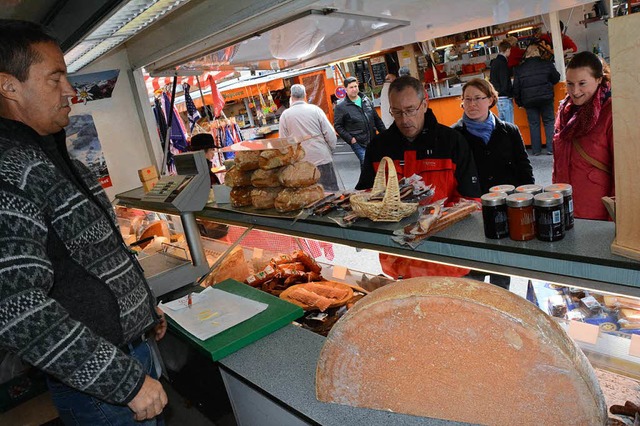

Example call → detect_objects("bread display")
202 246 249 287
278 161 320 188
224 166 253 187
274 184 324 212
251 167 282 188
250 187 282 209
234 150 261 171
316 277 607 425
230 186 252 207
258 145 305 170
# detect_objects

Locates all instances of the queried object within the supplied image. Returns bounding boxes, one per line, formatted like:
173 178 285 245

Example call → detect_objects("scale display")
141 151 210 212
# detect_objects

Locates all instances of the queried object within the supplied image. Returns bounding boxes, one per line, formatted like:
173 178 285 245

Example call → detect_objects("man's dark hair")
0 19 58 82
388 76 425 101
498 40 512 53
344 76 358 87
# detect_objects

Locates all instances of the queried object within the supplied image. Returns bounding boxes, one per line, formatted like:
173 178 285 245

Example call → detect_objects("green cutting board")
166 279 304 361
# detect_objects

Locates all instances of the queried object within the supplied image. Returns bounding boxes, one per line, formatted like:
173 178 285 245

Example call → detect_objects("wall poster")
65 114 113 188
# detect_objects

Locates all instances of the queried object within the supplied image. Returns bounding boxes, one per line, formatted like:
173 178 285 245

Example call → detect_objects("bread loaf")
259 145 305 170
274 184 324 212
250 187 282 209
234 150 261 171
316 277 607 425
224 166 253 187
230 186 252 207
278 161 320 188
251 167 282 187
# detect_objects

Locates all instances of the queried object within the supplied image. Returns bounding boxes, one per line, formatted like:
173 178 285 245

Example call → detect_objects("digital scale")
139 151 211 297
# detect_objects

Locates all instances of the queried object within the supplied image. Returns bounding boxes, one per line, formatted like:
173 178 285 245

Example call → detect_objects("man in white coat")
380 72 397 127
279 84 339 191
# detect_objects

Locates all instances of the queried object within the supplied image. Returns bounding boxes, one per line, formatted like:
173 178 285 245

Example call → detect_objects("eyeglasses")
389 101 424 118
462 96 489 104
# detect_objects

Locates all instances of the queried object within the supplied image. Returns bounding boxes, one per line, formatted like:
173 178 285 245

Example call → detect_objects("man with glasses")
356 76 480 280
356 76 480 203
334 76 386 165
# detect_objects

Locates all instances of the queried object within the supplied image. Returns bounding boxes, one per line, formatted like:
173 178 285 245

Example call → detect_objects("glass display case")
116 187 640 423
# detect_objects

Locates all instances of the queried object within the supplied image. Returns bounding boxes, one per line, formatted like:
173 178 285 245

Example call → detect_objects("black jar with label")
544 183 574 230
534 192 565 241
481 192 509 239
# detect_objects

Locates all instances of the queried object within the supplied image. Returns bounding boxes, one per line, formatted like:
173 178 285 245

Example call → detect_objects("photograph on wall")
66 114 113 188
69 69 120 105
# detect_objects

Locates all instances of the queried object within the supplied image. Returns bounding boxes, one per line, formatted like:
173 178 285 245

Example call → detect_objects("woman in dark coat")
452 78 533 194
452 78 534 290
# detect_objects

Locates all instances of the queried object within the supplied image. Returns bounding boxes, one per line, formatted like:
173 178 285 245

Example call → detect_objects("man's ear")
0 73 20 101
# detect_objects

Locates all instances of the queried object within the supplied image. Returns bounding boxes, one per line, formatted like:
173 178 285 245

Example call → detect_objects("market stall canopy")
127 0 595 75
143 70 233 95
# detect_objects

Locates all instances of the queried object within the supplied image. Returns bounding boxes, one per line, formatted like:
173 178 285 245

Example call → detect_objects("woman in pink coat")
553 52 613 220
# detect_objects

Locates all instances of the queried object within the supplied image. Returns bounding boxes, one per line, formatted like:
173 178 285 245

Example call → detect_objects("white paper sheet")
159 287 268 341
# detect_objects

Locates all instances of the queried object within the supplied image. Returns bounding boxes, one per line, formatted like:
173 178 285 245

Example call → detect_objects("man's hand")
350 137 356 145
154 307 167 341
128 375 167 421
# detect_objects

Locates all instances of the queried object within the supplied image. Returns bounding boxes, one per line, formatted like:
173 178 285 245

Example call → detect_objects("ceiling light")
65 0 191 73
507 26 534 34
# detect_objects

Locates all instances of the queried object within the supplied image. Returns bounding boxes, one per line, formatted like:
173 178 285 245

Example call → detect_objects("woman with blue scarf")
452 78 533 194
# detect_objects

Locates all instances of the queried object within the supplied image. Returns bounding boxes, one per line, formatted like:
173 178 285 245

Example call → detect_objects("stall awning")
143 71 233 95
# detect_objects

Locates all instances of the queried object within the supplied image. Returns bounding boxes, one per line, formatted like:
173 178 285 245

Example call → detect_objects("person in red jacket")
553 51 613 220
539 21 578 54
356 76 481 279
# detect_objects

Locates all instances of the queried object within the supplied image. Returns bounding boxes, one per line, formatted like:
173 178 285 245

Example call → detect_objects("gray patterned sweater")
0 117 158 404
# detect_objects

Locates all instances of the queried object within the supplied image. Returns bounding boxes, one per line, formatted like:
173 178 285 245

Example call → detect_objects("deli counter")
116 186 640 425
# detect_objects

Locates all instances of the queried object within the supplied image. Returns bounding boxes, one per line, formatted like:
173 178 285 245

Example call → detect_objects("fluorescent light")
507 26 534 34
468 35 491 44
434 44 454 50
65 0 191 73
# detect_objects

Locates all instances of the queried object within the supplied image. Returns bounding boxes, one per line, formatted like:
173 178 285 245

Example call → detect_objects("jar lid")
534 192 564 207
489 184 515 194
506 193 534 207
515 184 543 195
544 183 573 196
481 192 507 206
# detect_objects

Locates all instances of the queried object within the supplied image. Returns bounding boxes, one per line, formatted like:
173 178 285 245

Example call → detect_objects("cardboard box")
142 178 158 193
137 165 158 182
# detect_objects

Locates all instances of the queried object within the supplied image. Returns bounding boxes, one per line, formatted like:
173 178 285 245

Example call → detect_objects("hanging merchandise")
182 82 201 133
160 91 189 173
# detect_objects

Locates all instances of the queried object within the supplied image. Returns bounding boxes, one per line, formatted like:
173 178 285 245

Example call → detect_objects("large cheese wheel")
316 277 607 425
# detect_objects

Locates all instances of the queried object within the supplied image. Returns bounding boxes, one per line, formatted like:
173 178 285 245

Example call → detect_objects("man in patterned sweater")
0 20 168 423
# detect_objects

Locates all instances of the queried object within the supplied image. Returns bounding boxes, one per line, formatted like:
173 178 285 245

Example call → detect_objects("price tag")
332 265 348 280
629 334 640 358
567 320 600 345
252 248 263 259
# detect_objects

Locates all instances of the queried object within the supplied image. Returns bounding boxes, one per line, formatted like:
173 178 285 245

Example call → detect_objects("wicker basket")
350 157 418 222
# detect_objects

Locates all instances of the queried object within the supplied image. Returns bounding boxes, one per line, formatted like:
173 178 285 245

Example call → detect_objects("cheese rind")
316 277 607 426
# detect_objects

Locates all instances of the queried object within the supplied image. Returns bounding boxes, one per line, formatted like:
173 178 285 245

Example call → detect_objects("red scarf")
556 83 611 142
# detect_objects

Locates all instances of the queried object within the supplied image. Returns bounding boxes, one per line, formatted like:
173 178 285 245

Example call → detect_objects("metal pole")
180 212 207 267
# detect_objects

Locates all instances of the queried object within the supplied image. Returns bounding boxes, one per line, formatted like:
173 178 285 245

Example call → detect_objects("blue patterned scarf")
463 112 495 144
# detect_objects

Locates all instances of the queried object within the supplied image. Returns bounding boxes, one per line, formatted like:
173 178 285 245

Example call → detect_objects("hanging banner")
65 114 112 188
69 70 119 105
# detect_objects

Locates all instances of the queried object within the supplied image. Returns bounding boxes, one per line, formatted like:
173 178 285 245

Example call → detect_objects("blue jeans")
525 101 555 154
47 341 164 426
497 97 514 124
349 141 366 165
